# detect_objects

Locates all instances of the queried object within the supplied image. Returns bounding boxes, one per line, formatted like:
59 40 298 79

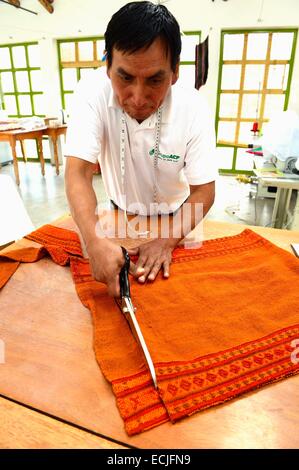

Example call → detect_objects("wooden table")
0 396 126 449
0 218 299 449
0 125 67 185
43 125 67 176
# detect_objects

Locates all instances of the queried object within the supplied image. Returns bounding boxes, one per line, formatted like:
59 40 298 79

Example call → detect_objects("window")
0 42 44 117
215 30 297 174
58 37 106 111
178 31 201 88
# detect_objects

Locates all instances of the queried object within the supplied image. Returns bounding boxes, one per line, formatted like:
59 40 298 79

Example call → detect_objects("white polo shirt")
64 67 217 215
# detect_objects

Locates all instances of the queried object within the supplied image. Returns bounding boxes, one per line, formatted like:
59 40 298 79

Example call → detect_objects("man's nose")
131 83 147 107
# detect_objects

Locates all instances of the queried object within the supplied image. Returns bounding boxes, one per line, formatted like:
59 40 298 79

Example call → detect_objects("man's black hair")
104 1 181 72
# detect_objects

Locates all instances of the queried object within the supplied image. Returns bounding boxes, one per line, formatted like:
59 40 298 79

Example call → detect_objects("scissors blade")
117 246 158 389
122 296 158 390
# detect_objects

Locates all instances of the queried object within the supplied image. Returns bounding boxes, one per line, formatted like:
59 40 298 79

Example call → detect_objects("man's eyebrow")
116 68 166 79
148 70 166 79
117 67 133 77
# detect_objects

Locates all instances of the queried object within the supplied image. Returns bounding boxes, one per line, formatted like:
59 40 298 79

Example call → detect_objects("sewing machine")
272 155 299 176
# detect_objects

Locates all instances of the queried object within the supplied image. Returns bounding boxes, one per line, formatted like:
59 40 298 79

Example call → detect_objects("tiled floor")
0 160 296 229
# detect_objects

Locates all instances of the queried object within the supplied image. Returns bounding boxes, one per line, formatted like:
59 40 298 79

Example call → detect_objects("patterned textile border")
112 325 299 435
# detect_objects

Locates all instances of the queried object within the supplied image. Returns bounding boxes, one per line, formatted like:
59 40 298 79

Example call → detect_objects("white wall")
0 0 298 116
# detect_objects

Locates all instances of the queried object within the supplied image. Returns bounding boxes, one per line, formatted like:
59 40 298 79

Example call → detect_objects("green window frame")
57 36 106 112
215 29 298 175
179 31 201 88
0 41 44 118
57 32 201 111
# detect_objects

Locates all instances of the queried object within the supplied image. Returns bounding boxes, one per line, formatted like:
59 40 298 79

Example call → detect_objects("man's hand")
87 239 145 297
125 181 215 284
124 180 215 284
127 238 178 283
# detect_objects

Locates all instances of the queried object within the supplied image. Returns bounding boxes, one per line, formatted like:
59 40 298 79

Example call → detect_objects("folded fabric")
0 224 298 436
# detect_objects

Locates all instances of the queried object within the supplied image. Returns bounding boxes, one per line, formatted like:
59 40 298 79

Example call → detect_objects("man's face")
107 38 179 122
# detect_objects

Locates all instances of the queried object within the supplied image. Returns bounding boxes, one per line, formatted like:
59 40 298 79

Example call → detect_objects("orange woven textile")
0 224 298 436
0 224 83 291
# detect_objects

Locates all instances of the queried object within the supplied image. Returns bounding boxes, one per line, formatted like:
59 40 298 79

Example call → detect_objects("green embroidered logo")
149 148 180 162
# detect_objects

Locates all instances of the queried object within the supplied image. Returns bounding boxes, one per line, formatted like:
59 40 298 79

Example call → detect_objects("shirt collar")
108 88 120 109
108 86 173 125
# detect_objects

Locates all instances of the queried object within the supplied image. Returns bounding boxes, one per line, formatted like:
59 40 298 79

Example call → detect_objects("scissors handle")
119 246 131 299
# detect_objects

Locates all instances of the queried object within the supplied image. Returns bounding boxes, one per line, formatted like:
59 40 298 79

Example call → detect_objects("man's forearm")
65 166 101 249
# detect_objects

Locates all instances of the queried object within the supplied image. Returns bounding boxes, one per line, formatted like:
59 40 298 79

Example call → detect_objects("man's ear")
106 65 111 79
171 62 179 85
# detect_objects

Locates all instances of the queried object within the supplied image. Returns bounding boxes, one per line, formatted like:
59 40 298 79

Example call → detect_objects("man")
64 1 217 297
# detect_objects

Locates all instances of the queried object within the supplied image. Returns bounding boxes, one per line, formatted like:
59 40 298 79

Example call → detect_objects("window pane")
64 93 74 112
223 34 244 60
4 95 17 115
27 44 40 67
244 65 264 90
62 68 78 90
219 93 239 118
177 64 195 88
270 32 294 60
181 34 199 62
217 121 236 143
0 71 14 92
18 95 32 115
96 40 105 61
79 68 96 80
267 64 289 90
30 70 43 91
236 147 254 171
221 65 241 90
215 146 234 170
60 42 75 62
33 94 45 115
78 41 94 61
0 47 11 69
238 122 253 145
263 94 285 120
15 71 30 92
241 94 261 119
246 33 268 60
12 46 27 68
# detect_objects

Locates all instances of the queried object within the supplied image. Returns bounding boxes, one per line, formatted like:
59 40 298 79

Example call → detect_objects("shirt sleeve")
64 76 103 164
183 96 218 186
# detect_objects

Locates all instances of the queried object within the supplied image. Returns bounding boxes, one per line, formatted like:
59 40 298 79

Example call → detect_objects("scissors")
116 246 158 389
